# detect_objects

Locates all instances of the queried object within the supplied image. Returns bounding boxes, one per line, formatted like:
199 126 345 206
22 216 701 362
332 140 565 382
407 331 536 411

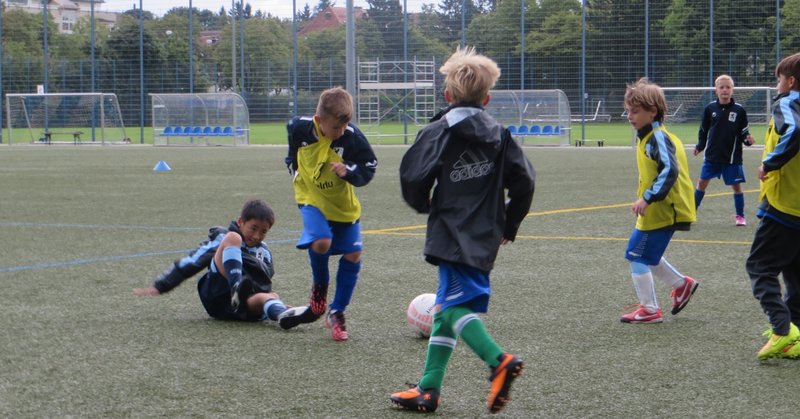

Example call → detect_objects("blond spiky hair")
439 46 501 105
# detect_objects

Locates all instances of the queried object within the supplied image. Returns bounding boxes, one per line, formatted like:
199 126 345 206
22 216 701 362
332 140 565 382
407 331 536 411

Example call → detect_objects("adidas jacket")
400 104 536 273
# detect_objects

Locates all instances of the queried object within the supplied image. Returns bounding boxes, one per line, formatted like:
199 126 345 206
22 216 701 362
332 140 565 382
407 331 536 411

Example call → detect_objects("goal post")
149 93 249 146
661 86 775 125
5 93 128 144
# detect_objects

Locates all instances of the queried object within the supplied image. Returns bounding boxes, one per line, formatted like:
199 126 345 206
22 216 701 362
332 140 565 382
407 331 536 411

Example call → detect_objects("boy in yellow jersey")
620 79 698 324
277 87 378 341
390 47 535 414
746 52 800 360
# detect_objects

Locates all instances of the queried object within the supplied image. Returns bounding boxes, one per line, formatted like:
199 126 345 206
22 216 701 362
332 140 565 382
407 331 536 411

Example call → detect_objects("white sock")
632 271 659 312
651 257 685 289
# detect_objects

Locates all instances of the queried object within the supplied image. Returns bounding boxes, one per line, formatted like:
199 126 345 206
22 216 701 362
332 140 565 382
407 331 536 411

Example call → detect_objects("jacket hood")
434 104 504 146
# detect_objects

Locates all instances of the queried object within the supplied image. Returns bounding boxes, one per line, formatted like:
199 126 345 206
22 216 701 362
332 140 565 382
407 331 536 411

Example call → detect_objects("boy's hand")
692 148 701 156
631 198 649 216
133 287 160 297
330 162 347 177
757 165 767 181
744 135 755 146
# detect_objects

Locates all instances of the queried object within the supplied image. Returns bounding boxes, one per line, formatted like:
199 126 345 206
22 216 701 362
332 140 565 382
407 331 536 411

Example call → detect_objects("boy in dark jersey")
133 199 293 326
693 74 755 226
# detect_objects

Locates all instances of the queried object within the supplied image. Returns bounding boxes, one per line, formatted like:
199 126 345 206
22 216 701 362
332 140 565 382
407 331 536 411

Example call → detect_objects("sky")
99 0 431 19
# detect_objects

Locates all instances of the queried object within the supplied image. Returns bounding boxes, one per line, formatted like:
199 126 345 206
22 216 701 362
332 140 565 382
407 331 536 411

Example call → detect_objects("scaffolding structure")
357 59 436 139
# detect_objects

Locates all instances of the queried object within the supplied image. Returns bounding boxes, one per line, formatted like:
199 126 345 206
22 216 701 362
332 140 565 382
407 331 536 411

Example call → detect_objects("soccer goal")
5 93 129 145
150 93 249 146
661 86 775 125
485 89 571 146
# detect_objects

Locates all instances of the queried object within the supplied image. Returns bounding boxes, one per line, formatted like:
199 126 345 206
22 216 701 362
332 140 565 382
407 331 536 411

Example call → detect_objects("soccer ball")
407 293 436 337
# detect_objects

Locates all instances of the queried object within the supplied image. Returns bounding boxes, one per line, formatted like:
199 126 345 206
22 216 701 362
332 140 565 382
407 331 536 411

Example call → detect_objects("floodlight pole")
292 0 298 115
91 0 96 142
231 0 236 93
346 0 355 98
189 0 194 93
139 0 144 143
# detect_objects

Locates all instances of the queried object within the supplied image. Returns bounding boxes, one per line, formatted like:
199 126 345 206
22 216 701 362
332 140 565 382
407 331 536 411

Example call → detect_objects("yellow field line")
364 189 759 246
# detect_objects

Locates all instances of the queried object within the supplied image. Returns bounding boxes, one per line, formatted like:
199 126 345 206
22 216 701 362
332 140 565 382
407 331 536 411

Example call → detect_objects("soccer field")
1 145 796 417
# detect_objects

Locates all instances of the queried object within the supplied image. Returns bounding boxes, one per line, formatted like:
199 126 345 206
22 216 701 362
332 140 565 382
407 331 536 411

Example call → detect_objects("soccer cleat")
670 276 699 315
325 311 349 341
758 323 800 360
390 385 440 413
230 278 253 313
735 215 747 226
620 305 663 324
780 341 800 359
310 283 328 317
487 354 523 414
277 305 319 330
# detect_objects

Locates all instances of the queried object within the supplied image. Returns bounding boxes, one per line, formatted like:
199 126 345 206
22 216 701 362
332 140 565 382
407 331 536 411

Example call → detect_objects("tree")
366 0 404 58
315 0 337 14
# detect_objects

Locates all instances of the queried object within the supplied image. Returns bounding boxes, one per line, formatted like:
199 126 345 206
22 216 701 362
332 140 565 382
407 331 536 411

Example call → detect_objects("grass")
0 144 796 418
15 120 768 147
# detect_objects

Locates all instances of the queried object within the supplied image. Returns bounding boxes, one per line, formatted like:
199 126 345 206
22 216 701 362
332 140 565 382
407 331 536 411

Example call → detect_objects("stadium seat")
542 125 554 135
162 126 173 135
192 126 203 135
212 126 222 136
507 124 517 134
172 126 183 135
553 125 561 135
222 126 233 136
183 126 194 135
529 125 541 135
203 126 213 135
517 125 529 135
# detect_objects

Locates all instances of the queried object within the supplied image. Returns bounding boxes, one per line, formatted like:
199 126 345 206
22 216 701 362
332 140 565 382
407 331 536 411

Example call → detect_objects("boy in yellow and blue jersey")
277 87 377 341
620 79 699 324
746 52 800 360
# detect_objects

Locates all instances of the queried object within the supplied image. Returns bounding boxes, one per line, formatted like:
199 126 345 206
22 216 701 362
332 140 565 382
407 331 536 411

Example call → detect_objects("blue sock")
330 257 360 312
222 246 243 287
262 299 287 321
734 193 745 216
694 189 705 209
308 249 330 286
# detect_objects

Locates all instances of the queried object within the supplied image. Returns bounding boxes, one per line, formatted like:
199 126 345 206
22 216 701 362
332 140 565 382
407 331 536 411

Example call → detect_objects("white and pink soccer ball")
406 293 436 337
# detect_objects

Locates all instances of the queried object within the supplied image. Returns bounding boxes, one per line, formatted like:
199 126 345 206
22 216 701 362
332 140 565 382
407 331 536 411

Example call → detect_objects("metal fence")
0 0 793 143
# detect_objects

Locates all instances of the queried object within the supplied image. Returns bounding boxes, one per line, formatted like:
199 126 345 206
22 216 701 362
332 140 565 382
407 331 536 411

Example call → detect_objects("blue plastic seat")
162 126 173 135
542 125 554 135
507 125 517 134
517 125 529 135
172 126 183 135
222 126 233 136
529 125 541 135
183 126 193 135
553 125 561 135
212 126 222 136
203 126 213 135
192 126 203 135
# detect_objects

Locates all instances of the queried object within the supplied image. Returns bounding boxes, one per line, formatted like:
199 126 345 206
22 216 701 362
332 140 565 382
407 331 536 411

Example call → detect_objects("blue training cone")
153 160 172 172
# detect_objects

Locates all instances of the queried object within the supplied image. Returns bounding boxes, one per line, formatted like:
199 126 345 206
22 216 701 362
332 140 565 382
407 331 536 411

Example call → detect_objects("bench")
575 139 605 147
160 126 239 137
41 131 84 144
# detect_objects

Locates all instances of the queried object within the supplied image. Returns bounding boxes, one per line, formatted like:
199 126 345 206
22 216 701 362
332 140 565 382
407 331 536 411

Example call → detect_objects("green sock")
443 305 504 368
418 311 456 390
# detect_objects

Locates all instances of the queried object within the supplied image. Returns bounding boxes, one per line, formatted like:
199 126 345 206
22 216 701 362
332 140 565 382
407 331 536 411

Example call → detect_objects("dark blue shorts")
196 265 256 321
700 161 746 185
624 228 674 265
296 205 362 255
436 262 491 313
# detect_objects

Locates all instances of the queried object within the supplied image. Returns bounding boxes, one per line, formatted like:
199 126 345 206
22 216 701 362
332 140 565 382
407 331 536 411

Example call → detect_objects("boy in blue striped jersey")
133 199 292 326
693 74 755 226
746 53 800 360
620 79 699 325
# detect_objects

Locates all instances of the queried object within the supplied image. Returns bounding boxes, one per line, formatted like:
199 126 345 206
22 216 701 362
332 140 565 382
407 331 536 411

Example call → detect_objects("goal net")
5 93 128 144
485 89 571 146
661 86 775 125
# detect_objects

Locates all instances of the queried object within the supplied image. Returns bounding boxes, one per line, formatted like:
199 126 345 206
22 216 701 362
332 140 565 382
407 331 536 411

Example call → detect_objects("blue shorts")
296 205 363 255
700 161 746 185
436 262 491 313
624 228 675 266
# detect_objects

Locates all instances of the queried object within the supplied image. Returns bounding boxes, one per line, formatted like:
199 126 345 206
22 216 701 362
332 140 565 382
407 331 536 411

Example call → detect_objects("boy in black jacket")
390 47 535 414
693 74 755 226
133 199 294 327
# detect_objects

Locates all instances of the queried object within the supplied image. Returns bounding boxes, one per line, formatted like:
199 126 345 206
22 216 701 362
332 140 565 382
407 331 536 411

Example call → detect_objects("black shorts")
197 271 258 321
